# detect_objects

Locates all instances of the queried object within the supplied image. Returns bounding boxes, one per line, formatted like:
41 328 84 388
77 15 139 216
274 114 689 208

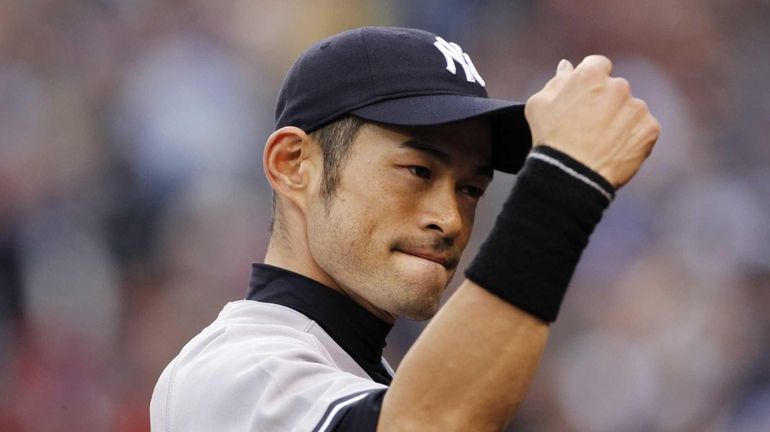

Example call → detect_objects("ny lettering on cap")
433 36 485 87
274 26 531 174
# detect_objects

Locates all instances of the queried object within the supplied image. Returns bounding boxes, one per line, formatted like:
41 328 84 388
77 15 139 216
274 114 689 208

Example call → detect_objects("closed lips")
397 249 456 269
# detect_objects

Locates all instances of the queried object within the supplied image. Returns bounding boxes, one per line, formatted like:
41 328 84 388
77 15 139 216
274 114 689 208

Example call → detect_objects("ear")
263 126 320 212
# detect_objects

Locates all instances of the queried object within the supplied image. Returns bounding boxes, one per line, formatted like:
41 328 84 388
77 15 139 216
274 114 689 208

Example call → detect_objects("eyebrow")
400 139 494 179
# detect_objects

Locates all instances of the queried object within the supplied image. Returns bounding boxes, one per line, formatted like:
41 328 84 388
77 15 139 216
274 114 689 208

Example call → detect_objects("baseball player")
150 26 659 431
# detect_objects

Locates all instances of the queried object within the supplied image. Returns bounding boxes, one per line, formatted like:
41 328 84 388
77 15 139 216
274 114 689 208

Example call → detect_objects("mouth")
395 249 456 270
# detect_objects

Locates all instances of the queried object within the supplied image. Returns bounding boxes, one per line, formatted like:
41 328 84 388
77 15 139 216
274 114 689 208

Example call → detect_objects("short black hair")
312 116 366 200
270 116 366 233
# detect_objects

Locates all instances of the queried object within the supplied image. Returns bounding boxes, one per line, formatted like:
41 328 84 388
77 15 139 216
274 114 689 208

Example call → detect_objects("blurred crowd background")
1 0 768 431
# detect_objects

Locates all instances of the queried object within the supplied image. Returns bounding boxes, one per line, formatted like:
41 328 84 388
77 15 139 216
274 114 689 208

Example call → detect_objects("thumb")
556 59 574 74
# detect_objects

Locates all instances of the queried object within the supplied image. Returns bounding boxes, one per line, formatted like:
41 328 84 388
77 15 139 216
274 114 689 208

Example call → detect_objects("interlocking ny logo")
433 36 486 87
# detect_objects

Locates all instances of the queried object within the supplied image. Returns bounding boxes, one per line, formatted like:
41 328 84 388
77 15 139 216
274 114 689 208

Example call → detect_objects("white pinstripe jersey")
150 264 395 431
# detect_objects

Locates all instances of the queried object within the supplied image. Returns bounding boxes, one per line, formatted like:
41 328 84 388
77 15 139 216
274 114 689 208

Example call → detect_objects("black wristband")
465 145 614 322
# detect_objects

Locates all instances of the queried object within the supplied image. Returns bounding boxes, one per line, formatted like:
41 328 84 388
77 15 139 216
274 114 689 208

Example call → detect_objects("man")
150 26 659 431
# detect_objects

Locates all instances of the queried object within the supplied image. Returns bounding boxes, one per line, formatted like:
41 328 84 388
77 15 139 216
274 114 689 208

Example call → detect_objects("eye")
460 185 485 200
408 165 432 179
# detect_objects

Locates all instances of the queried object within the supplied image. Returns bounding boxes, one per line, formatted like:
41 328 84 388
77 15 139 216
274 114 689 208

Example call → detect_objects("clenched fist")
524 55 661 189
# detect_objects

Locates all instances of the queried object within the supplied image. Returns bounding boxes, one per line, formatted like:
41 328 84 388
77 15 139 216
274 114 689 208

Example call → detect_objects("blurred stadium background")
1 0 769 430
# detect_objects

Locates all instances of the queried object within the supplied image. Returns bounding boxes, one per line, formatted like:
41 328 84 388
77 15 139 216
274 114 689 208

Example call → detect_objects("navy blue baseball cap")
275 26 531 174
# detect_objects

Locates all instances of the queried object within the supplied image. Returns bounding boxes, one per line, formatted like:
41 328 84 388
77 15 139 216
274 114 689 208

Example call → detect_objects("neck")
264 224 338 290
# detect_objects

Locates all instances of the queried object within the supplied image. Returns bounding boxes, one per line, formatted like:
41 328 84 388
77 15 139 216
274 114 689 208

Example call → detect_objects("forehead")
357 117 493 164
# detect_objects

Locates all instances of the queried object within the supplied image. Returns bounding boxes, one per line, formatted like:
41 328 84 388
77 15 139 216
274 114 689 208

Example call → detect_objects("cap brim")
350 94 531 174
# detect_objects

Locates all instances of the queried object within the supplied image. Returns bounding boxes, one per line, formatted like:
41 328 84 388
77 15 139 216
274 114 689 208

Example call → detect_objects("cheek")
458 205 476 244
307 194 386 272
347 172 416 238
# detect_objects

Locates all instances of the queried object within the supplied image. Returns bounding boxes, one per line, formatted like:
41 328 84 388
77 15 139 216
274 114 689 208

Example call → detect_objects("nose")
420 183 463 240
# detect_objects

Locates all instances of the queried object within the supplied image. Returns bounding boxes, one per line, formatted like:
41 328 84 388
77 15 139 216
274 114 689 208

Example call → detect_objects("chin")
395 298 441 321
380 252 455 320
393 251 451 289
390 277 445 321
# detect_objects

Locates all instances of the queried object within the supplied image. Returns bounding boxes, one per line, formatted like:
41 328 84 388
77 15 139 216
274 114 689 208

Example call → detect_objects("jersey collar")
246 264 394 384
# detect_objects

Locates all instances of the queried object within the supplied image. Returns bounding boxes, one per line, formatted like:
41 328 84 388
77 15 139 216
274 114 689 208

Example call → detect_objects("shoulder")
150 300 386 432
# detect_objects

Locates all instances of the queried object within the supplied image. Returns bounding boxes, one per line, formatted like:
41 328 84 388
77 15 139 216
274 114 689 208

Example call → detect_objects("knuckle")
611 77 631 95
575 55 612 81
628 97 650 115
576 63 601 79
650 118 662 135
580 54 612 74
631 97 648 112
648 113 661 128
584 54 611 67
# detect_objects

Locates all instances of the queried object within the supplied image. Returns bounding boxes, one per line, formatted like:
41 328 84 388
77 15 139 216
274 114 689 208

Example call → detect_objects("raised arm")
378 55 661 431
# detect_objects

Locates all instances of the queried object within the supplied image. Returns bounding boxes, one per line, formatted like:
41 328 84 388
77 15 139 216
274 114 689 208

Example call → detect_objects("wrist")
529 145 615 201
465 146 613 322
531 143 619 189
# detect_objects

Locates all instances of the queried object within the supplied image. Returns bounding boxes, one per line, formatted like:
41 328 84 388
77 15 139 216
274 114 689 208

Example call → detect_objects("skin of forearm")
378 279 550 431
